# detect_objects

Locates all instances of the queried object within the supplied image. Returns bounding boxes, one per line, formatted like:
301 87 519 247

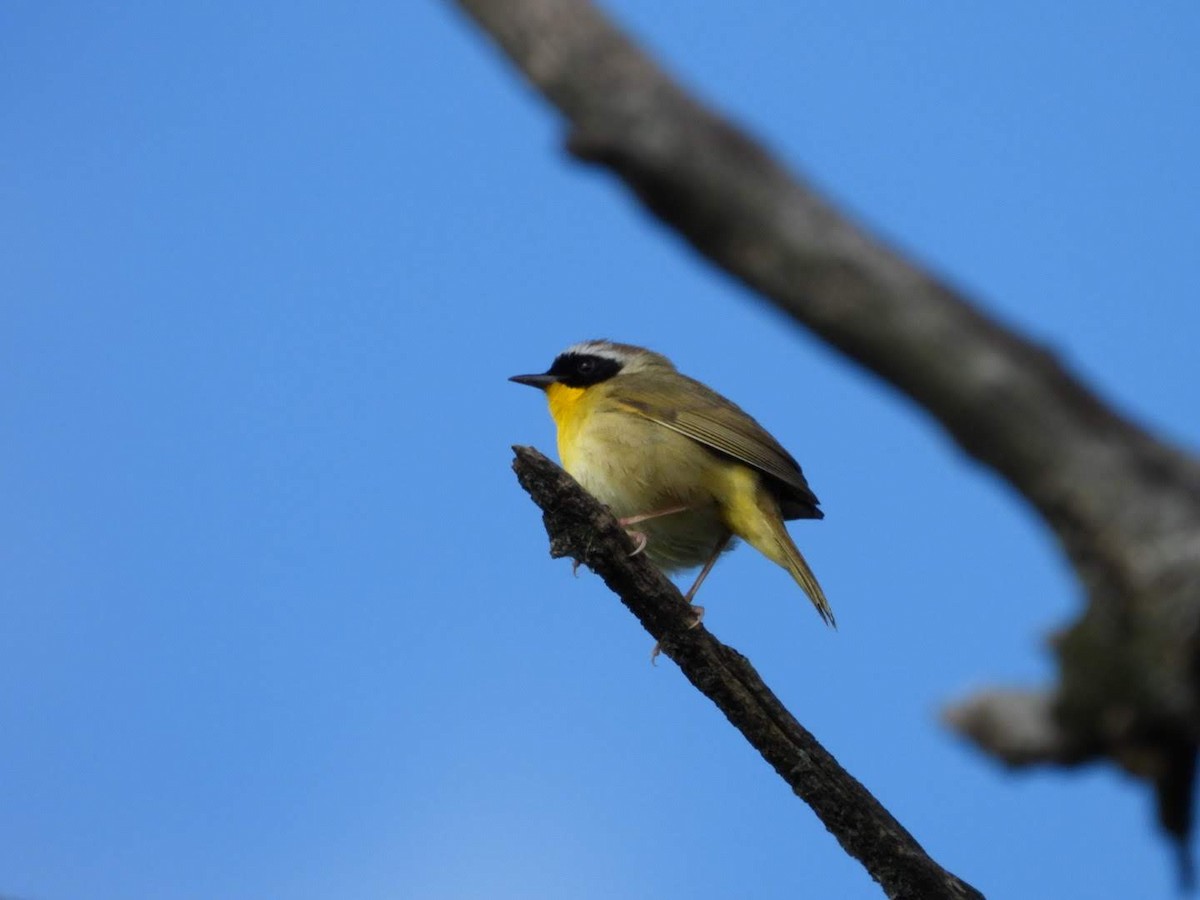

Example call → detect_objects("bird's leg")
683 532 732 606
617 505 690 528
651 532 731 664
617 505 690 558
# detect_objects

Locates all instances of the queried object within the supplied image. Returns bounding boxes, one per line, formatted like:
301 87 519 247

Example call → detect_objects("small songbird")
510 340 833 626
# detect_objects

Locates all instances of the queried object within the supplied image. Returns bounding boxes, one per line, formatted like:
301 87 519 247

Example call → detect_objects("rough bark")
456 0 1200 875
512 446 984 900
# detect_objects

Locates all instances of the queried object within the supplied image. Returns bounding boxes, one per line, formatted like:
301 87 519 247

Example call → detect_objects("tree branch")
512 445 984 900
457 0 1200 864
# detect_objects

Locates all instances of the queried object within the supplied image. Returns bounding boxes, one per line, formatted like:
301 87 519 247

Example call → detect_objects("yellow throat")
545 382 589 471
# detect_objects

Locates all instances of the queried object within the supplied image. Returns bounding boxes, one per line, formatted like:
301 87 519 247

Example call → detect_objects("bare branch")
512 446 984 900
457 0 1200 859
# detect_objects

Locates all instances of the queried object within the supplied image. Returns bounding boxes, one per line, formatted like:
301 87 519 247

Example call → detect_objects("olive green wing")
613 373 822 520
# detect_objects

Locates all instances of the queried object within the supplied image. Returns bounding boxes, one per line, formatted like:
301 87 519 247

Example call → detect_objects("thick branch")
458 0 1200 856
512 446 983 900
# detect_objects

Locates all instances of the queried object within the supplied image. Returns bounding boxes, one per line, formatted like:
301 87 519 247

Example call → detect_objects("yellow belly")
545 383 732 571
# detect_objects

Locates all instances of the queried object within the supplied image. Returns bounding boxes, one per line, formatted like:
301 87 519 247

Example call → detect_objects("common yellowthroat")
510 340 833 626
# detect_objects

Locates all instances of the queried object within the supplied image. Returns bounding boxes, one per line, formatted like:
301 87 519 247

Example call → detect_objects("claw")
627 530 648 557
615 506 692 561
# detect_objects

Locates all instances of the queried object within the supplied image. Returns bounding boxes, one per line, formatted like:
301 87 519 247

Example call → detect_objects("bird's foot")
618 506 690 559
650 605 705 665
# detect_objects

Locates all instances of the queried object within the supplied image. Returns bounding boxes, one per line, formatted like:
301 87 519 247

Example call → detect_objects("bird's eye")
577 359 596 375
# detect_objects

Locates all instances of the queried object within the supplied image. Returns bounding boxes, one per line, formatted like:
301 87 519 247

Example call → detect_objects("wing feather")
613 373 821 519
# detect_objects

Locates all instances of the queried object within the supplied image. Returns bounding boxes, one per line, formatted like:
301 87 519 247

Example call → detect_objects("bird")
510 339 834 627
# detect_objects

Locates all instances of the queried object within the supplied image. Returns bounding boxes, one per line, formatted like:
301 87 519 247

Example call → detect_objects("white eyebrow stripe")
563 341 629 363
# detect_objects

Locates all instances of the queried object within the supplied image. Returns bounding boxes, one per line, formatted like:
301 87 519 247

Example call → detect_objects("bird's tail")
758 495 836 628
724 476 836 627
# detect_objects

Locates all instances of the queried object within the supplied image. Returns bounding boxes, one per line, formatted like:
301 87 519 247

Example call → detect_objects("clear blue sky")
4 3 1198 898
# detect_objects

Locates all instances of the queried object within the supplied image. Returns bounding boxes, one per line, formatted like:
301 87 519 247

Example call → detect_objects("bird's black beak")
509 373 558 389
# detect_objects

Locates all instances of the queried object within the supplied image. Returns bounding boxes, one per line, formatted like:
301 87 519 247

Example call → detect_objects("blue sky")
3 3 1198 898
